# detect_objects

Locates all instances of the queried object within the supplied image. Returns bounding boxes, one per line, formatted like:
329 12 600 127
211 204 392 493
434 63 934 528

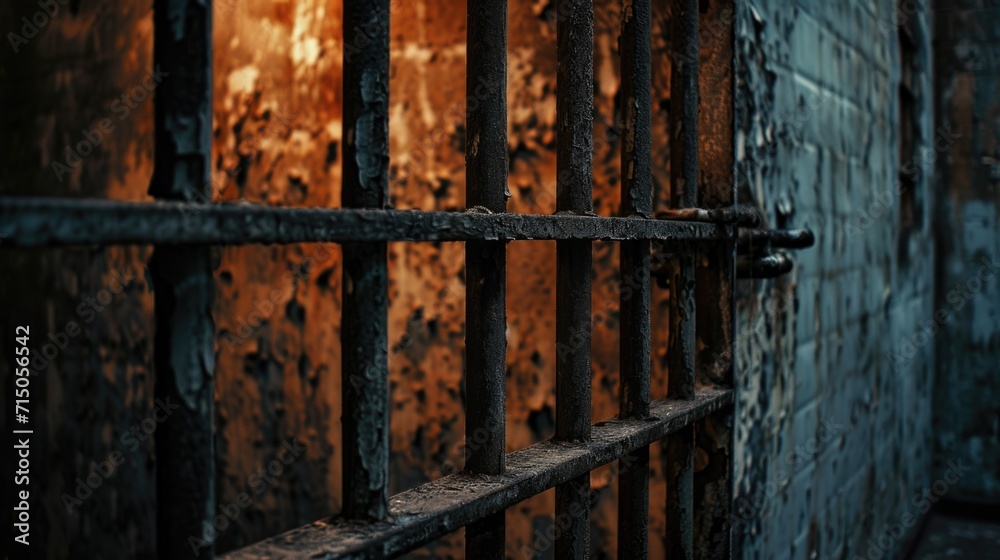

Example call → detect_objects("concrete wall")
931 0 1000 502
732 1 937 558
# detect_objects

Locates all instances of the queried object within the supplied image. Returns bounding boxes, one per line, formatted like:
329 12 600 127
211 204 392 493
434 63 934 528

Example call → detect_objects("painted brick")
735 0 940 557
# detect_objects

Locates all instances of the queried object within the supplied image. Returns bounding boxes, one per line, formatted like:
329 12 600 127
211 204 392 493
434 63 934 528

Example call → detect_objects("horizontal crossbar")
222 389 732 559
0 198 736 247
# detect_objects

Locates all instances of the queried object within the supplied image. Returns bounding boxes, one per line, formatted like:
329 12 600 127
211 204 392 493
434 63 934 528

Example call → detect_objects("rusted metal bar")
221 390 732 560
657 205 759 226
667 0 700 400
693 416 733 558
736 253 794 279
617 446 650 559
692 0 736 555
665 426 695 560
149 1 216 558
668 0 699 402
555 0 595 556
0 198 737 247
667 1 699 558
738 228 815 250
672 0 699 211
341 0 391 521
619 0 653 557
464 0 508 556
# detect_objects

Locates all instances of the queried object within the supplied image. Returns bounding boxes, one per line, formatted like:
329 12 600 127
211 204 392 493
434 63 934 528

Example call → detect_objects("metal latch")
649 205 815 283
736 228 815 279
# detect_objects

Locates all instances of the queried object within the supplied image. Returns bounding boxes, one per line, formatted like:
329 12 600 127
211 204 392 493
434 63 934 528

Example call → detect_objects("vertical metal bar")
618 0 652 558
665 426 695 560
618 448 650 559
465 0 508 557
667 1 698 558
555 0 594 558
669 0 699 401
150 1 215 558
693 0 736 556
341 0 390 521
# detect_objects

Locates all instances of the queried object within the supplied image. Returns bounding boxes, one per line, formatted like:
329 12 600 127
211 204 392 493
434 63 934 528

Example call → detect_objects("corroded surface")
733 1 938 558
222 390 732 559
0 198 732 246
0 2 159 557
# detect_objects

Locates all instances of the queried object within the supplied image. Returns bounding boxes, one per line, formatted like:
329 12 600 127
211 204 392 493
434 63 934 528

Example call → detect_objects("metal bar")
341 0 391 521
618 0 653 557
555 0 595 557
149 1 215 558
672 0 699 211
692 0 736 556
221 390 732 560
736 253 793 279
668 0 699 402
617 447 650 559
693 416 733 558
667 2 699 558
738 228 815 250
665 426 695 560
464 0 508 556
0 199 735 247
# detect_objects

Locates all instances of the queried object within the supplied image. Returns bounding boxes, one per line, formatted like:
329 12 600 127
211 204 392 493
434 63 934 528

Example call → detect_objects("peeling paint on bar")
221 390 733 560
341 0 391 522
150 0 216 558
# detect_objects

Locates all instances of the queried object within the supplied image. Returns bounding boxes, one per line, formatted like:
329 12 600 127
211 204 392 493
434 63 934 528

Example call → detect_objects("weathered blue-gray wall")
732 1 937 558
932 0 1000 501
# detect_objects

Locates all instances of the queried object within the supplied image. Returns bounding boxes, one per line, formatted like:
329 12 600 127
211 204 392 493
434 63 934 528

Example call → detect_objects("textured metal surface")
464 0 508 556
738 228 816 250
619 0 653 557
668 0 699 402
666 4 700 559
736 253 793 279
221 390 733 559
691 1 737 556
341 0 391 521
150 1 216 558
672 0 699 211
0 198 735 247
555 0 595 557
666 426 695 560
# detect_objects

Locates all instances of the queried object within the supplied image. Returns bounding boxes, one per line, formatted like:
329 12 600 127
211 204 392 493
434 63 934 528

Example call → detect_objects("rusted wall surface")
931 0 1000 501
0 1 158 558
732 0 937 558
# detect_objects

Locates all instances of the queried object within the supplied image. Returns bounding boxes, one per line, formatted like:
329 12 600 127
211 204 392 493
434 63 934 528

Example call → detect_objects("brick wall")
732 1 937 558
